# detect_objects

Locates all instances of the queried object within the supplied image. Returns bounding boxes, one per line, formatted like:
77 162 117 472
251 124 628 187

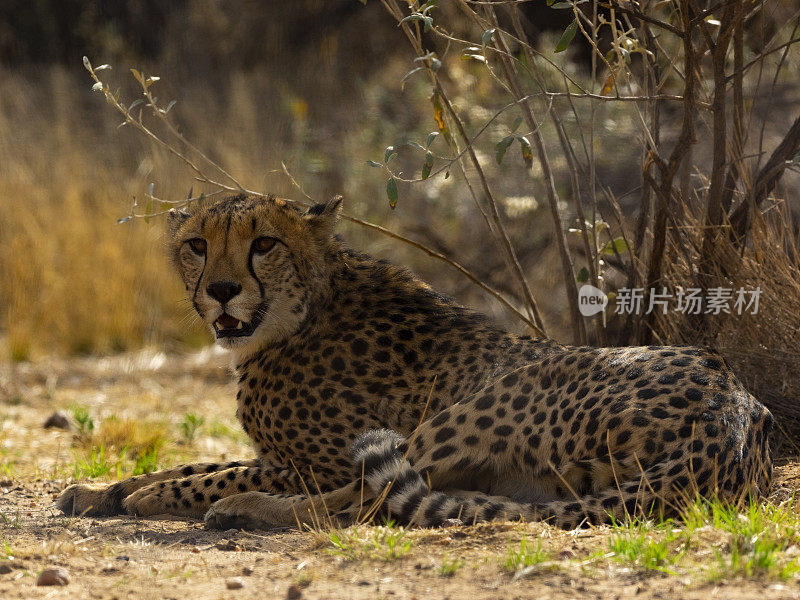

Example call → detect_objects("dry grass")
0 70 200 359
652 207 800 442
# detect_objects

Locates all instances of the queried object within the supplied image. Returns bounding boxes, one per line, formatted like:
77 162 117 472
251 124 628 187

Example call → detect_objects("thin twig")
383 0 548 335
485 5 586 344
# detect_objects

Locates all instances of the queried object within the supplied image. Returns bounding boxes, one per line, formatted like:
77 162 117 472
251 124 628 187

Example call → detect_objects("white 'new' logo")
578 284 608 317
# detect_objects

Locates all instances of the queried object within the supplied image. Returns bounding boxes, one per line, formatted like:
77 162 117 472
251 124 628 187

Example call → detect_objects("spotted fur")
56 193 773 529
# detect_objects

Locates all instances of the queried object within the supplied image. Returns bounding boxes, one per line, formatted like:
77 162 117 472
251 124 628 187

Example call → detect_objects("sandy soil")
0 349 798 599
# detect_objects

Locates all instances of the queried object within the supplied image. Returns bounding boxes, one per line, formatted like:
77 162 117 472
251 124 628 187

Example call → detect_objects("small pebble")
226 577 245 590
287 584 303 600
43 411 72 430
215 540 242 551
241 566 254 576
36 567 70 586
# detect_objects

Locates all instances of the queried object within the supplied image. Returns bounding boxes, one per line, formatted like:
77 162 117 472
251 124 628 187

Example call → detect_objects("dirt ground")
0 349 799 599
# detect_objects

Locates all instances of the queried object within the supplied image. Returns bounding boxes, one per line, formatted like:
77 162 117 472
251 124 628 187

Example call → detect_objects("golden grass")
654 208 800 442
85 416 169 458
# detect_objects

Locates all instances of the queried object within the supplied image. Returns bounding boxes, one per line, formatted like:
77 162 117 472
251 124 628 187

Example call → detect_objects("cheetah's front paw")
55 483 126 516
122 482 205 518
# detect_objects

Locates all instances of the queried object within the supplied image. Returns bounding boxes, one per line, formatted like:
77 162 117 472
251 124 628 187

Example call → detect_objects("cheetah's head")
167 193 342 356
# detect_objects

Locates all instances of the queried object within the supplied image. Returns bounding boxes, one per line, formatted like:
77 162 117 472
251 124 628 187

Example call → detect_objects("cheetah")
56 193 773 529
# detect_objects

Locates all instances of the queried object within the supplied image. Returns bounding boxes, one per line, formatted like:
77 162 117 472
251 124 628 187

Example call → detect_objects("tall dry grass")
651 207 800 446
0 69 202 358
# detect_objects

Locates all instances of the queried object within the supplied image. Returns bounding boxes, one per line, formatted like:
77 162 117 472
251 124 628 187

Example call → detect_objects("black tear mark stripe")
247 244 265 298
191 252 207 314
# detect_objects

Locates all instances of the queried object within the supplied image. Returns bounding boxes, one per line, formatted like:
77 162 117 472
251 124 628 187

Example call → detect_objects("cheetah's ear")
167 207 191 238
305 195 343 238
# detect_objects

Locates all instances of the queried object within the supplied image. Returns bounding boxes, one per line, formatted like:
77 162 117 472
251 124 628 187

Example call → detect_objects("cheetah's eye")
252 237 277 254
187 238 207 255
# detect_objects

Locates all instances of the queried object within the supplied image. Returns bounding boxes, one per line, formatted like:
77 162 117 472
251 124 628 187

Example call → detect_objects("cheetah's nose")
206 281 242 304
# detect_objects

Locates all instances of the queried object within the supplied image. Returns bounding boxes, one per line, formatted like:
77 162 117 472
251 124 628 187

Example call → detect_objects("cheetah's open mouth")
213 312 260 338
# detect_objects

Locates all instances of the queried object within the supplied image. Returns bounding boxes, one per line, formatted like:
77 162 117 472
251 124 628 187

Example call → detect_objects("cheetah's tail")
349 428 773 529
350 428 551 526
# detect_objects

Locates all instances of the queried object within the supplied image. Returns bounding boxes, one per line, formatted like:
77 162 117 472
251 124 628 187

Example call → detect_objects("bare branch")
729 114 800 243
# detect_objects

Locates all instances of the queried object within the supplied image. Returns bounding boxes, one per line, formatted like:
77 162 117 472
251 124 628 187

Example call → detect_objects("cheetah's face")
167 194 341 356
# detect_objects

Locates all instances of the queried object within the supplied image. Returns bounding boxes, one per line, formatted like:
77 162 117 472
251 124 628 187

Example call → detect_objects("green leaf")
357 0 367 4
463 54 487 63
165 100 177 113
366 160 383 168
95 64 111 71
481 28 495 45
82 56 92 70
422 151 434 180
384 146 397 164
399 13 433 31
511 116 523 133
144 199 153 223
116 216 132 225
128 99 144 111
495 135 515 164
386 177 399 209
601 237 629 255
551 1 574 8
407 141 425 151
517 135 533 169
130 68 142 84
426 131 439 147
555 19 578 53
577 267 589 283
